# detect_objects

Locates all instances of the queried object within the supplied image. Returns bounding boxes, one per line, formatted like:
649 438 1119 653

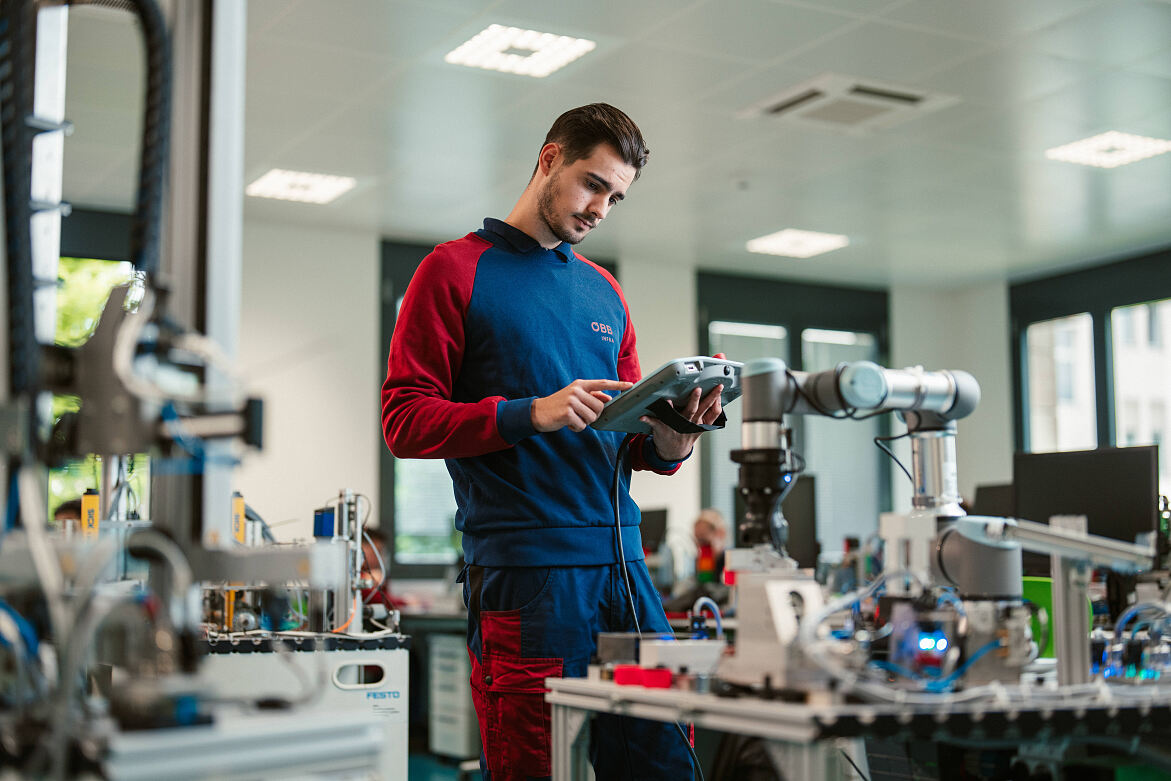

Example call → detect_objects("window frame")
695 271 891 512
1010 246 1171 453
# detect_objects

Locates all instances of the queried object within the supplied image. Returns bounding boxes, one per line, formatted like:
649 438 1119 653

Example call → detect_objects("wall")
620 256 704 569
888 282 1015 511
233 218 381 540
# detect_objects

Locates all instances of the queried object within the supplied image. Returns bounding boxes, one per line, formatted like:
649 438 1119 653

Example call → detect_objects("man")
382 103 722 780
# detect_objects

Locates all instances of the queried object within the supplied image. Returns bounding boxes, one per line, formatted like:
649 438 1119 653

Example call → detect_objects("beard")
537 169 590 245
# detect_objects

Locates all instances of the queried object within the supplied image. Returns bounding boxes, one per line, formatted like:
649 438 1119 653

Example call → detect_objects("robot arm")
739 358 980 423
733 358 981 549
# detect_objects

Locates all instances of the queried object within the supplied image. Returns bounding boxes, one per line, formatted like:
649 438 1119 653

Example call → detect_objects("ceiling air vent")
740 73 957 134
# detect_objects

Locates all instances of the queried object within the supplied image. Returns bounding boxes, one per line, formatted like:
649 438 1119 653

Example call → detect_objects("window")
1024 313 1096 452
1012 247 1171 497
800 329 881 560
1113 298 1171 494
49 257 151 521
705 321 788 529
380 242 463 576
698 272 889 564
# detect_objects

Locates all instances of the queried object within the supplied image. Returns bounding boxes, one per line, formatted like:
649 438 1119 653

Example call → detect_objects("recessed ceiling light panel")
746 229 849 259
445 25 595 78
245 168 356 204
1045 131 1171 169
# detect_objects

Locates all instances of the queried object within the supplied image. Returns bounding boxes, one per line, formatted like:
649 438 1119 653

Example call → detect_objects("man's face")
536 143 636 245
694 520 716 546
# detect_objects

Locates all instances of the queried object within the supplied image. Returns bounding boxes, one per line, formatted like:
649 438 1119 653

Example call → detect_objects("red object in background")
613 665 673 688
696 544 716 584
362 586 412 610
723 569 736 586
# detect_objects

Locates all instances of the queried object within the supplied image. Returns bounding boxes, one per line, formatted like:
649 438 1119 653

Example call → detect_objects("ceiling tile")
645 1 853 63
914 48 1103 108
488 0 692 41
372 60 550 128
66 6 139 74
245 89 351 147
66 63 142 115
67 101 143 152
880 0 1105 42
246 0 306 36
777 0 912 17
938 104 1112 157
787 20 986 83
558 43 747 108
1026 69 1171 127
263 0 472 60
695 62 824 115
1127 47 1171 80
63 142 133 207
247 37 400 98
1025 1 1171 67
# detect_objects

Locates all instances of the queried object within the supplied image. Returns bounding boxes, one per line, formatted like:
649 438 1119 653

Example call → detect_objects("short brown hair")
541 103 649 180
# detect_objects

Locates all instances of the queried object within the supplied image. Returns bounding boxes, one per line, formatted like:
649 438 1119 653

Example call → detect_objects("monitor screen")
780 475 819 569
731 476 819 568
972 483 1015 517
1013 446 1159 546
639 508 668 553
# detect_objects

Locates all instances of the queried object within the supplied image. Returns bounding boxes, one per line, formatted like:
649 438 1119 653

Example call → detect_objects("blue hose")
691 595 723 639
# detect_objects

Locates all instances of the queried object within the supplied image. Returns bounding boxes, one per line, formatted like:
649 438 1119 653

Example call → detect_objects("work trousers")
462 561 693 781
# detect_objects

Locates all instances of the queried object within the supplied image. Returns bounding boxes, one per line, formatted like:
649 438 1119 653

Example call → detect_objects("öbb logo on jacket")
591 321 615 343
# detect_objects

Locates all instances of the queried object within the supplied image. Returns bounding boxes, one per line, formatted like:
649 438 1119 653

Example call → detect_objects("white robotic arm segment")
739 359 981 423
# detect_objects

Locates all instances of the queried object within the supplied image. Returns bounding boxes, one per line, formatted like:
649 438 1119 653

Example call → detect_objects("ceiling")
60 0 1171 288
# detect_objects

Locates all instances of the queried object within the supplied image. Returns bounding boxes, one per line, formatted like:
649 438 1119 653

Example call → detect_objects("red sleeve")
381 237 513 459
578 256 680 476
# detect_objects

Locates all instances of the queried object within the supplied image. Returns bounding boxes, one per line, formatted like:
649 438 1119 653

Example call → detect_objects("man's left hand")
639 384 724 462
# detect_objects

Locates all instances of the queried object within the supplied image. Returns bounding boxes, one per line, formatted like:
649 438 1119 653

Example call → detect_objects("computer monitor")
780 475 819 569
639 508 668 554
972 483 1015 517
1013 446 1159 545
731 476 820 568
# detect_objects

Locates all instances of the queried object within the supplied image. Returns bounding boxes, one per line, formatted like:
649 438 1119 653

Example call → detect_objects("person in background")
693 507 728 584
663 508 731 614
360 527 418 611
53 498 83 531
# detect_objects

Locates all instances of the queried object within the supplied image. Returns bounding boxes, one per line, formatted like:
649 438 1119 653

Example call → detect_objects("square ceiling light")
1045 131 1171 169
747 229 849 258
445 25 595 78
245 169 356 204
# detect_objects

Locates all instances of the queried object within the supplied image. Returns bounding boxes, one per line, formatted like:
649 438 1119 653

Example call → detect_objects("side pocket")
467 650 493 768
482 652 563 778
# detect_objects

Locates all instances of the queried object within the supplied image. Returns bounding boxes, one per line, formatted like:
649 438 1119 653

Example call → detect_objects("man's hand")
532 379 633 432
640 384 724 461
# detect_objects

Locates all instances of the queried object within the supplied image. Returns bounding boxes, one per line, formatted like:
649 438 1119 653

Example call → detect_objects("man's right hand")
531 379 633 433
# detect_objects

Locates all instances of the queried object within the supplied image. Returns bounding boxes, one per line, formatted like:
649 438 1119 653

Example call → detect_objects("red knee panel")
469 613 564 779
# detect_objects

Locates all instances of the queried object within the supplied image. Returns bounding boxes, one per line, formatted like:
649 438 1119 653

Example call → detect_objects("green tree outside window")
48 258 149 521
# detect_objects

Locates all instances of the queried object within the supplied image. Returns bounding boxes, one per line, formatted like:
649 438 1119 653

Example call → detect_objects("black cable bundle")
0 0 170 423
0 0 40 403
73 0 171 276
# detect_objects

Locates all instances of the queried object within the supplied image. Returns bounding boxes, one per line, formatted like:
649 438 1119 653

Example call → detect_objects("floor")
407 752 483 781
